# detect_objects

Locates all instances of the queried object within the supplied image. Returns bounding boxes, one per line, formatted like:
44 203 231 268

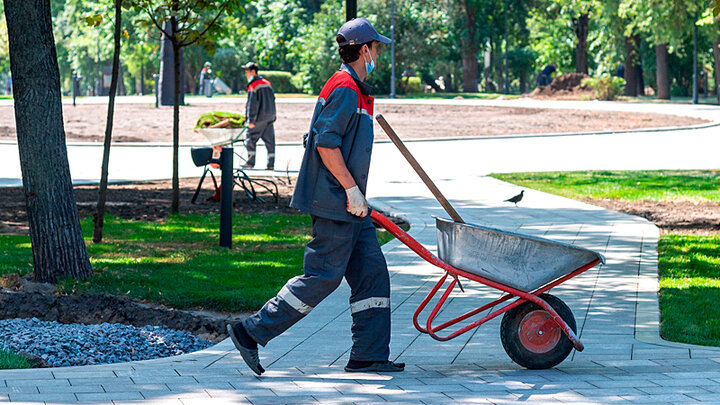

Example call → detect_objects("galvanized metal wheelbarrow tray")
371 114 606 369
371 210 605 368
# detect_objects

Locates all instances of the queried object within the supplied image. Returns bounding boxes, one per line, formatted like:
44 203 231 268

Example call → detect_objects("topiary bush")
583 74 625 101
261 71 300 93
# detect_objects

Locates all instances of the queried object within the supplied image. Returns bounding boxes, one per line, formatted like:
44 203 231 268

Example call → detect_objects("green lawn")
0 214 395 313
491 169 720 347
0 349 33 370
659 234 720 346
491 170 720 201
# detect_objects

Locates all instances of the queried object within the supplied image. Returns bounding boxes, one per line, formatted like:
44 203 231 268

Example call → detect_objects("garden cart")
191 127 280 203
372 115 605 369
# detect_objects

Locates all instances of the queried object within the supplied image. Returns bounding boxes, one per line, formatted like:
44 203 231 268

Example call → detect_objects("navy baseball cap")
336 18 391 46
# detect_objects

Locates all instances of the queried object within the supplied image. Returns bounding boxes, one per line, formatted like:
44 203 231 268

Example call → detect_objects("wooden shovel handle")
375 114 465 224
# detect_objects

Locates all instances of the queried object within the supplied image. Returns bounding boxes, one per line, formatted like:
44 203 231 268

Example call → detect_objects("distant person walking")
242 62 276 170
536 63 557 87
198 62 212 96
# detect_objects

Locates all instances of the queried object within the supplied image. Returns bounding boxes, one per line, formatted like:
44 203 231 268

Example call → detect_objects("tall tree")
621 0 697 100
573 13 589 73
93 0 124 243
4 0 92 283
460 0 479 92
129 0 240 213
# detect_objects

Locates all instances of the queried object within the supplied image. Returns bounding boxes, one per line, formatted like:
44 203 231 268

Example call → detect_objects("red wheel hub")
518 310 561 353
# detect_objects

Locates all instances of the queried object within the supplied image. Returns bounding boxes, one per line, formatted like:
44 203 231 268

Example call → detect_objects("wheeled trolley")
371 210 604 369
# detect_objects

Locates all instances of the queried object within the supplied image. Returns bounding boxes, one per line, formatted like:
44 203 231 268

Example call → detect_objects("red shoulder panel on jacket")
317 71 373 115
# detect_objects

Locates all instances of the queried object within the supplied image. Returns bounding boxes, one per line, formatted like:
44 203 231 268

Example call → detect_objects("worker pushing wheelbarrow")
371 115 605 369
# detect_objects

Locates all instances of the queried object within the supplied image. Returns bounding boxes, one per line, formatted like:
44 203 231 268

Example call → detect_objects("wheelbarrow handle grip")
375 114 465 224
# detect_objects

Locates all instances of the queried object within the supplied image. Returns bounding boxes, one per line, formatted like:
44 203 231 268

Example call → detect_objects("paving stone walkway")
2 174 720 404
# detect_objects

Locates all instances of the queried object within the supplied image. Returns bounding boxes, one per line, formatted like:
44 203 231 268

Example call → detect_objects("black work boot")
227 322 265 375
345 359 405 373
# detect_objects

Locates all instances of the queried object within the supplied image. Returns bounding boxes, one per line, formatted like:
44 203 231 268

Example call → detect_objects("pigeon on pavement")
505 190 524 206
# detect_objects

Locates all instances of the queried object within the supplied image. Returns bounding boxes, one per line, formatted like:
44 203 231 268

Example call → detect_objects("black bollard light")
153 74 160 108
219 146 233 248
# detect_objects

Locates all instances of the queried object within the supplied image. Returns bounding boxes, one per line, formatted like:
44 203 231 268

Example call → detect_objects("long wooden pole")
375 114 465 223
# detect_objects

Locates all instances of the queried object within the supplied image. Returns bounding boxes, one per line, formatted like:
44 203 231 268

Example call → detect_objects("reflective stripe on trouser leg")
345 218 391 361
243 217 358 346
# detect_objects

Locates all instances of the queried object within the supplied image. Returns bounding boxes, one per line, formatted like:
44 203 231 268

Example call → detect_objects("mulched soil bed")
0 102 707 144
583 198 720 234
530 73 596 100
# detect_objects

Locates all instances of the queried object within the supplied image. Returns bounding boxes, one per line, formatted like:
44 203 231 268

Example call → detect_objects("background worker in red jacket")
242 62 277 170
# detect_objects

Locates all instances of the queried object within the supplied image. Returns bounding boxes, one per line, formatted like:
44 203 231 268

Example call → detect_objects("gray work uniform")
245 76 277 167
243 64 391 362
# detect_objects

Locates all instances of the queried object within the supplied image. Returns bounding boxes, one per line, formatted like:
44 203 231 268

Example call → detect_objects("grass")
491 170 720 201
0 349 33 370
658 234 720 346
0 95 12 100
492 169 720 347
0 213 396 313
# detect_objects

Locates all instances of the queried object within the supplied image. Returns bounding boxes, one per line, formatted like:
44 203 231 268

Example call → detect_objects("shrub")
261 70 300 93
398 76 424 94
583 74 625 101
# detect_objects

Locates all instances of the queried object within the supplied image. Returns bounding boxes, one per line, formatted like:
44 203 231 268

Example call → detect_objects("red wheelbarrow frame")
371 210 602 352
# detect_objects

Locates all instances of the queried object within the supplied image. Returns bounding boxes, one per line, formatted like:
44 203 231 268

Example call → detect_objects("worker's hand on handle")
345 186 369 217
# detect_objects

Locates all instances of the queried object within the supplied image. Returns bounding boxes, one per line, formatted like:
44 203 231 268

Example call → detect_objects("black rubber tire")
500 293 577 369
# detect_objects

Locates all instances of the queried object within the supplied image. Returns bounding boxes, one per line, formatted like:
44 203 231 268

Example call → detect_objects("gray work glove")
345 186 369 217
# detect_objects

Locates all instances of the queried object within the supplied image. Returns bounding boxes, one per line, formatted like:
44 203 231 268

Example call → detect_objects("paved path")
1 175 720 404
1 99 720 403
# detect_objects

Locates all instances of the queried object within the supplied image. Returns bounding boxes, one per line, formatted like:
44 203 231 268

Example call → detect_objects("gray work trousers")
245 120 275 166
243 215 391 361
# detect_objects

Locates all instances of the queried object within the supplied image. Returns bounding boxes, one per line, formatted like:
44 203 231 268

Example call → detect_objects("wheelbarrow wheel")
500 293 576 369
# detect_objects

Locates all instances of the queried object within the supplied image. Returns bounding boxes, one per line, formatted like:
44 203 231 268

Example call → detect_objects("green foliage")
0 349 33 370
262 70 300 93
490 170 720 201
399 77 424 95
583 73 625 100
194 111 245 128
245 0 305 71
211 47 247 92
286 0 344 94
659 234 720 347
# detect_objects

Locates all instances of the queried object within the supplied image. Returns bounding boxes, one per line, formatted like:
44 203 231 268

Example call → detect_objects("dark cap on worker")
242 62 259 71
336 18 391 46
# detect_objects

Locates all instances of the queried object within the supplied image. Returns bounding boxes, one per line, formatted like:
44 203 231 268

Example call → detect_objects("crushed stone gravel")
0 318 213 367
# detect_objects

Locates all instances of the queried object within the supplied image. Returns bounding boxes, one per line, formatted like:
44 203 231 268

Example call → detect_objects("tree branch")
178 0 229 47
145 6 172 39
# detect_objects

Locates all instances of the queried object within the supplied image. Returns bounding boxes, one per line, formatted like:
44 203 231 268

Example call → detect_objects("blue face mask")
364 51 375 76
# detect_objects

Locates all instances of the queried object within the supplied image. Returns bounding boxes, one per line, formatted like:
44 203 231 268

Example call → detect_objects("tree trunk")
461 0 478 93
573 14 589 74
4 0 92 283
624 35 639 97
93 0 122 243
655 43 670 100
171 19 181 214
713 36 720 105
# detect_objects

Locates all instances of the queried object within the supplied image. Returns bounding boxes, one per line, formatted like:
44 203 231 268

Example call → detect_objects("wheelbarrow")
372 115 605 369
